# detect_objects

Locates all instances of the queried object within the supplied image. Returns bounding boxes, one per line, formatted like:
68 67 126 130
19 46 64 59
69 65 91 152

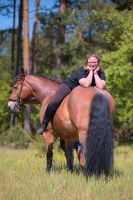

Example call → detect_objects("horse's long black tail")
85 93 113 177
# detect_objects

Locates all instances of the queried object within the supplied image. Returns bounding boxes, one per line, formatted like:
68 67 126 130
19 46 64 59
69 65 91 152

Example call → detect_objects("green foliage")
0 78 10 130
0 39 12 131
111 0 133 10
100 9 133 139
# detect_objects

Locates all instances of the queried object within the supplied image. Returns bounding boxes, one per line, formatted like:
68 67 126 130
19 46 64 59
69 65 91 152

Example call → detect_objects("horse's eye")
14 85 18 89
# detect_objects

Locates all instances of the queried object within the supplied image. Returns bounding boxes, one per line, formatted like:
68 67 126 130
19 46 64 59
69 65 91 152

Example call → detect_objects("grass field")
0 144 133 200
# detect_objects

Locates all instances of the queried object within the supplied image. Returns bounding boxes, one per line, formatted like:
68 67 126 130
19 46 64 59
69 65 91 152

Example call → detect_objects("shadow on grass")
47 164 124 183
117 142 133 148
48 164 83 176
110 168 124 178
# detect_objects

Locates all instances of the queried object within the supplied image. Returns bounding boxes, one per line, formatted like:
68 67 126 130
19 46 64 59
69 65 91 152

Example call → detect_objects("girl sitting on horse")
37 54 106 135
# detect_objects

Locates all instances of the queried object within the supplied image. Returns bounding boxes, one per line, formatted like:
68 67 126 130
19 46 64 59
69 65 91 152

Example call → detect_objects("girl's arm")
94 73 105 89
79 70 93 87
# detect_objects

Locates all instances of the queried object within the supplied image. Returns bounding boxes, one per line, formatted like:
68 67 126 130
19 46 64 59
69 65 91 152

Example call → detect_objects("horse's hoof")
46 168 51 173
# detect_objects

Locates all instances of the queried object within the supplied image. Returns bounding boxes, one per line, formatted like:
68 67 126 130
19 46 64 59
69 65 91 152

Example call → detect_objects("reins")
20 110 43 143
20 111 42 143
9 75 42 143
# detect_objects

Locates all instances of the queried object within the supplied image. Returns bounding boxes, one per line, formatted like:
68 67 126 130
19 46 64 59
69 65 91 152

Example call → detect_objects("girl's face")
86 56 99 71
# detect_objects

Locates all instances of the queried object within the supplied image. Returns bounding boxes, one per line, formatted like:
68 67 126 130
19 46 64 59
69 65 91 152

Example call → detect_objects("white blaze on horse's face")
8 101 20 113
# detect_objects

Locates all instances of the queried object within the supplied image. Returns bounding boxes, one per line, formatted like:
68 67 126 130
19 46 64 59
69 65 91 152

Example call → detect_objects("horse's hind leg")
42 130 55 172
65 141 74 172
77 129 87 172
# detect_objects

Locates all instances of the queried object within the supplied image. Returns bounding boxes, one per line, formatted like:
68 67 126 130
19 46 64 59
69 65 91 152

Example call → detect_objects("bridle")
8 76 26 113
9 76 25 104
8 75 42 143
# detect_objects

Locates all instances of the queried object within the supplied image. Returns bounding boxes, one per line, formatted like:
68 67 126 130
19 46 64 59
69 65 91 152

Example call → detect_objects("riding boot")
37 120 49 135
37 84 71 135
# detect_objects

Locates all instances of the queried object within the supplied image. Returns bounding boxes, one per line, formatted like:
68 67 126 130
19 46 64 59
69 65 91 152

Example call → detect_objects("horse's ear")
25 69 28 75
19 67 25 77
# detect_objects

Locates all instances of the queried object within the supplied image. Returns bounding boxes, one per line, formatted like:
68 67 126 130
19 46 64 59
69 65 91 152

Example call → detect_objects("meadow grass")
0 144 133 200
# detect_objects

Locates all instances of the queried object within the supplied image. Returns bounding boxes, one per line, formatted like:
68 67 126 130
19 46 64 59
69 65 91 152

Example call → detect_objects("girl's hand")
85 65 93 72
94 66 100 74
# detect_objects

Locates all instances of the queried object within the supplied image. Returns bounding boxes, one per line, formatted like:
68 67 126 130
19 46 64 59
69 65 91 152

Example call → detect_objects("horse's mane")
12 74 62 85
33 74 62 84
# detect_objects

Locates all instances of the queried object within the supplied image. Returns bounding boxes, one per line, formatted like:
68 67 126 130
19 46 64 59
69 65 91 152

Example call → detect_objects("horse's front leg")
65 140 74 172
42 130 55 172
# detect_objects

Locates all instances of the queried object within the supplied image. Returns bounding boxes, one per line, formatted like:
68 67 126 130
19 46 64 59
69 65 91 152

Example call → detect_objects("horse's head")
8 68 29 113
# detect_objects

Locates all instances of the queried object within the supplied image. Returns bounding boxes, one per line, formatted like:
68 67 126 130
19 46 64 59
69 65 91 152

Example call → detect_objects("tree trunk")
15 0 23 76
23 0 30 74
76 26 87 45
23 0 32 133
31 0 40 74
55 0 67 68
10 0 16 127
11 0 16 78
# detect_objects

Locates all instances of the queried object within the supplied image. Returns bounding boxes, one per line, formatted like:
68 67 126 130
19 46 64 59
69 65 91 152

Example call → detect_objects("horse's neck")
26 75 60 103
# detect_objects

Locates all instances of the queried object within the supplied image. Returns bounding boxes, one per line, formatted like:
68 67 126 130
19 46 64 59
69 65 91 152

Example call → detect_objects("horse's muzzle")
7 101 21 113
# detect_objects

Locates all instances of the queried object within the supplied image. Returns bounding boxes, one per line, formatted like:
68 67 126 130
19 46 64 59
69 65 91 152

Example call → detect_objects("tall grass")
0 145 133 200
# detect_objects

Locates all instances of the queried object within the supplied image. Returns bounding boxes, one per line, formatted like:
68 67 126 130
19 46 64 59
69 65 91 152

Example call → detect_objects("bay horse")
8 69 115 176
